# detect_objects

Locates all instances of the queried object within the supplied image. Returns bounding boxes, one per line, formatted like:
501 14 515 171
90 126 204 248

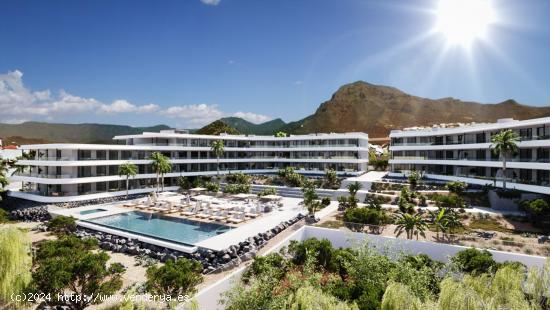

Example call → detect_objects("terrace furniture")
210 210 228 221
160 203 180 214
181 206 198 217
134 204 149 209
245 207 260 218
227 212 245 224
196 208 212 219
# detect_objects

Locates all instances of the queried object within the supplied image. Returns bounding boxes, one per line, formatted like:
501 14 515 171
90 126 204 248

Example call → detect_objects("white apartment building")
389 117 550 195
9 130 369 202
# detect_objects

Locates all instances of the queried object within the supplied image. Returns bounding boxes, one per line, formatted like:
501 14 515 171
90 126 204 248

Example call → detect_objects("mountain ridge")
1 81 550 143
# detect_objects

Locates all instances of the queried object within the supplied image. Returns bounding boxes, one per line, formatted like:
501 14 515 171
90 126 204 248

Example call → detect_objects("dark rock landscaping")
74 213 305 274
9 206 51 222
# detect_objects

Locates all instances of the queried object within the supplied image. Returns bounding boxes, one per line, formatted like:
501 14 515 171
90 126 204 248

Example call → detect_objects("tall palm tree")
394 212 427 240
490 129 519 189
159 160 172 192
210 140 225 181
149 152 168 193
118 163 138 198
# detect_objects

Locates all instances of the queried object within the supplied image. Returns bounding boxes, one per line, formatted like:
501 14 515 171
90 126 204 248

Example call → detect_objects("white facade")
10 130 369 202
389 117 550 195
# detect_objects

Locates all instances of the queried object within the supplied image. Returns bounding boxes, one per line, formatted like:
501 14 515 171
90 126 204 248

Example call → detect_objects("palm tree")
347 181 362 208
443 210 463 237
490 129 519 189
149 152 168 193
118 163 138 198
159 160 172 192
428 208 448 239
210 140 225 181
394 212 428 240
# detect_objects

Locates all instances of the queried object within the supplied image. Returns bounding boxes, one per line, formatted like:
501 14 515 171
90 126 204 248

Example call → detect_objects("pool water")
84 211 232 245
79 209 107 215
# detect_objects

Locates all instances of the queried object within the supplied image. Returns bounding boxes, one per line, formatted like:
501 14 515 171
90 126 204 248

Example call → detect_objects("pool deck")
46 194 340 253
195 197 310 251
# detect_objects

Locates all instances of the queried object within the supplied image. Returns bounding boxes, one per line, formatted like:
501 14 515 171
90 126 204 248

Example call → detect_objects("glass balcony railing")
391 156 550 163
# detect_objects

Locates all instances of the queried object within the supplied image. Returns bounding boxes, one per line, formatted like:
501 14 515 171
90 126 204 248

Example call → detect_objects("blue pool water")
79 209 107 215
84 211 232 245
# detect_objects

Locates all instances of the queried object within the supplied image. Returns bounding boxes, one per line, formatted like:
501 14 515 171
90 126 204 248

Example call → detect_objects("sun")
434 0 497 47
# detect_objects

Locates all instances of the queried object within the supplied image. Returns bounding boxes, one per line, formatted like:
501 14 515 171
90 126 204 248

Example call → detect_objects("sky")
1 0 549 128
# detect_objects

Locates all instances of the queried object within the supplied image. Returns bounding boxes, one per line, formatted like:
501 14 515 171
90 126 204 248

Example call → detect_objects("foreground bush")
145 258 203 299
32 236 124 309
0 227 32 306
222 238 550 310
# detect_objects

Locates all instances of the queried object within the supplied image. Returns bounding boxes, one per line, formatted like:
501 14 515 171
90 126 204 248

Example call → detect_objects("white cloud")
294 80 303 85
201 0 220 5
232 111 272 124
0 70 160 122
160 104 225 127
0 70 273 128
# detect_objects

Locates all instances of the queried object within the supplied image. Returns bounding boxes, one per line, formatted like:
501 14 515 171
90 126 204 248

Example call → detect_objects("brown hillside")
287 81 550 138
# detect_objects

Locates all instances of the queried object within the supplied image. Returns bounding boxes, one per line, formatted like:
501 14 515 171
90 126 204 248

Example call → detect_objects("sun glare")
435 0 496 47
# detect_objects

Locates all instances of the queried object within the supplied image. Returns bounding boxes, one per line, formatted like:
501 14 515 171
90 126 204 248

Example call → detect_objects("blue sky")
1 0 549 128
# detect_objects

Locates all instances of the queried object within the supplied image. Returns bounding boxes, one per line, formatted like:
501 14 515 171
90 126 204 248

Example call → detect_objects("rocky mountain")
196 120 240 135
3 81 550 144
0 122 171 144
280 82 550 137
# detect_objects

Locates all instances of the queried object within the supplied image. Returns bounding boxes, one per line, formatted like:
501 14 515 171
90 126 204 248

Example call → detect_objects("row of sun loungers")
123 195 274 224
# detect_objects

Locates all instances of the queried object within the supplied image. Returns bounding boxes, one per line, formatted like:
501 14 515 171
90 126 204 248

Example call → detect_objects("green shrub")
145 258 203 299
224 183 251 194
204 181 220 193
451 248 497 275
321 197 331 206
520 199 550 217
47 215 76 236
343 207 391 226
258 187 277 197
242 253 287 283
434 194 465 209
226 172 250 185
446 181 467 195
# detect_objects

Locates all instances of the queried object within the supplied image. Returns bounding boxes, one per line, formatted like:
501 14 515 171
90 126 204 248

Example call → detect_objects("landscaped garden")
221 237 550 309
317 178 550 257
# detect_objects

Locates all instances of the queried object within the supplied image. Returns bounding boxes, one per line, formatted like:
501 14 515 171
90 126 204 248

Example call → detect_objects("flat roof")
390 117 550 138
113 131 368 141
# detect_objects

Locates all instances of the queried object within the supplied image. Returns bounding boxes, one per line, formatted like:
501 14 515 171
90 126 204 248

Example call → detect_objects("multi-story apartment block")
9 130 369 202
389 117 550 195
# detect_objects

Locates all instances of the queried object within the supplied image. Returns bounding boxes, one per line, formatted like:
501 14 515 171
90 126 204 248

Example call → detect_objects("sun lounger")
211 210 228 221
245 208 260 218
160 204 179 214
227 212 245 224
196 209 212 219
181 206 197 217
134 204 149 209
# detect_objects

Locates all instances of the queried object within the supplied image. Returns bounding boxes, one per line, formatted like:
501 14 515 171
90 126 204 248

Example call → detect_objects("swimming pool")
83 211 232 245
79 208 107 215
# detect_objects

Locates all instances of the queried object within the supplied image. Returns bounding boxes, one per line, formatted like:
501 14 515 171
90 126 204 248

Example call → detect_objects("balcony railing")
391 156 550 163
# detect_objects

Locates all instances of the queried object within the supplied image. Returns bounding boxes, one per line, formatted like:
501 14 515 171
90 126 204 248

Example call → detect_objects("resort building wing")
389 117 550 195
10 130 369 202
